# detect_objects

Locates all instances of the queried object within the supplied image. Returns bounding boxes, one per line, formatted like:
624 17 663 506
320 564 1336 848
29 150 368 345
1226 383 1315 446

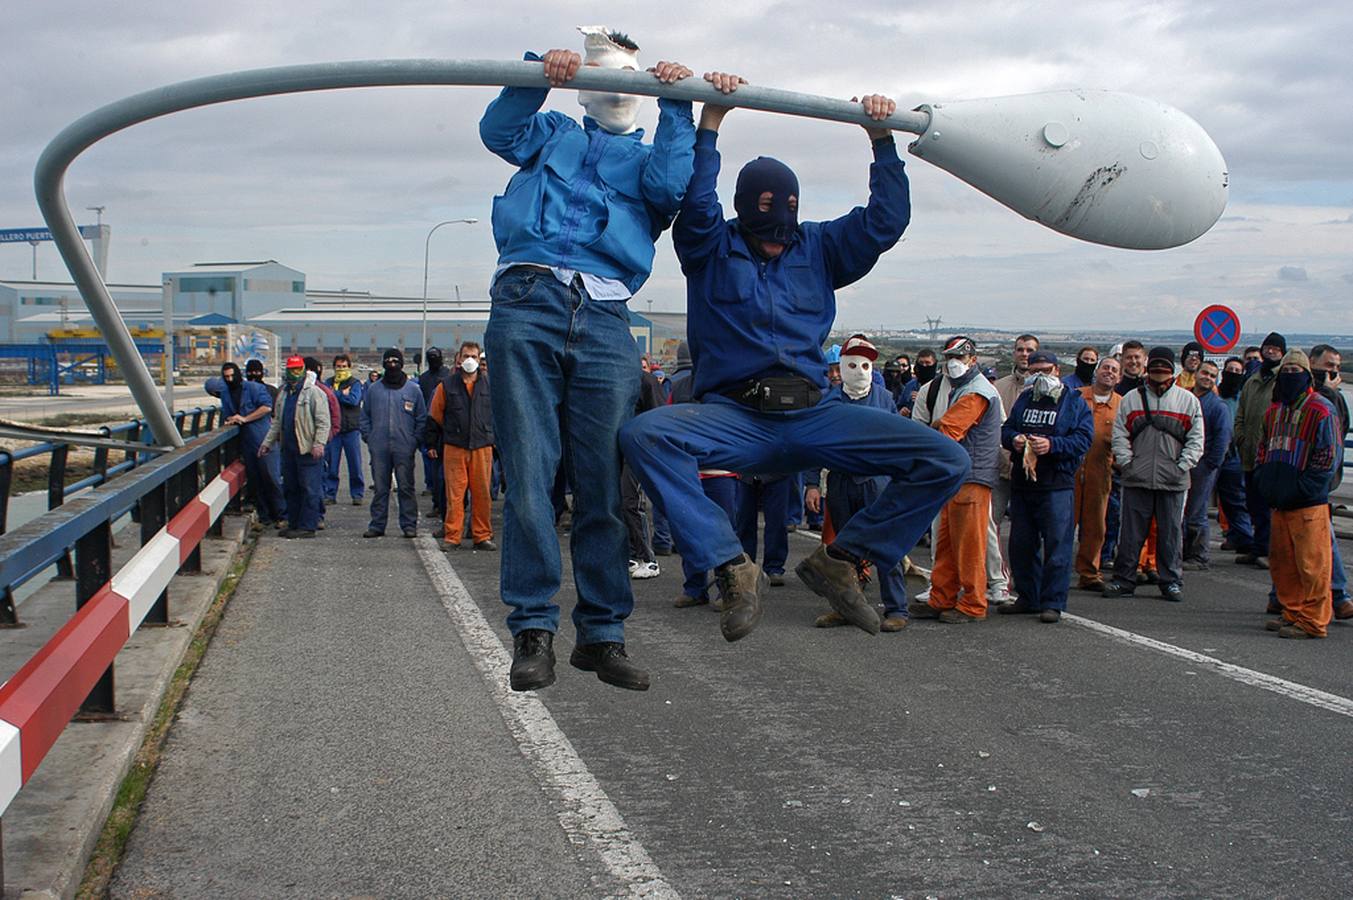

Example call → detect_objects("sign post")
1194 304 1242 356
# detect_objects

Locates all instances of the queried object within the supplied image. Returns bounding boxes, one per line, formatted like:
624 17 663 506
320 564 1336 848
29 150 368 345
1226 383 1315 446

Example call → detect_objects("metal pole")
36 60 931 447
162 277 174 413
421 218 477 371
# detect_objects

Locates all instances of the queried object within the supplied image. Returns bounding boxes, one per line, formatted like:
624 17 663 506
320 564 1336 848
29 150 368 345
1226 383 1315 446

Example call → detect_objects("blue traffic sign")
1194 304 1241 354
0 226 101 243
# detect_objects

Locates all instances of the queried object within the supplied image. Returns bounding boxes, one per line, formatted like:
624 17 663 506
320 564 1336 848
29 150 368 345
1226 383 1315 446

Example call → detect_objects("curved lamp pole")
419 218 477 371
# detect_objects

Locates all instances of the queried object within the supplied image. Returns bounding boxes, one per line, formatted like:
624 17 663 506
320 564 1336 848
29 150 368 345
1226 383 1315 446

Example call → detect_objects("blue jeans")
787 472 805 527
735 476 792 575
368 443 417 533
826 473 908 615
423 445 445 517
485 268 639 644
681 476 739 600
1009 488 1076 611
1100 475 1121 567
1183 463 1220 563
1244 469 1271 556
280 449 323 532
1215 452 1253 551
323 429 365 500
620 396 969 573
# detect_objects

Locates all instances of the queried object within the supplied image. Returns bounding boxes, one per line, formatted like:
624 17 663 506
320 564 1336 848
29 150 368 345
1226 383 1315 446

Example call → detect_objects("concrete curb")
1 517 248 899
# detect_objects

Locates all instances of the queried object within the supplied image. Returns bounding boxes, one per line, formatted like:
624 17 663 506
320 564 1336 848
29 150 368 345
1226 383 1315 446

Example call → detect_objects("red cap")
285 355 305 369
840 335 878 361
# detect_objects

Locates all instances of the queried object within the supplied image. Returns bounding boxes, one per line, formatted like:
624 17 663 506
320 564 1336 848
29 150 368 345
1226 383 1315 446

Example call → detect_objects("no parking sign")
1194 305 1241 355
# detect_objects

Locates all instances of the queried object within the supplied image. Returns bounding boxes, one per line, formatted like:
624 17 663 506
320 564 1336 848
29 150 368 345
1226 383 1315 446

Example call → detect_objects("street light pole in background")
420 218 478 371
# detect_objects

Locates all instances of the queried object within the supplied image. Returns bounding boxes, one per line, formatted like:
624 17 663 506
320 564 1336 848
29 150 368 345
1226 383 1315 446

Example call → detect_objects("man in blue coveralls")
206 361 285 528
620 74 970 643
479 27 696 692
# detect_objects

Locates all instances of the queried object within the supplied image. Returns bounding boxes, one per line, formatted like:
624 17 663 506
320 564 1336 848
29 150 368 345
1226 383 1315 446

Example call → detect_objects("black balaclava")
1075 358 1097 384
914 360 937 386
426 347 443 374
733 157 799 246
222 364 244 409
883 360 903 392
1219 369 1245 398
1275 370 1311 405
382 348 407 387
245 360 265 383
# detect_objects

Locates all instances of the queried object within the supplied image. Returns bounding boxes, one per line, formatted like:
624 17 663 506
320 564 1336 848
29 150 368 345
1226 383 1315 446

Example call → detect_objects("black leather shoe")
570 642 650 691
509 630 556 692
363 529 382 538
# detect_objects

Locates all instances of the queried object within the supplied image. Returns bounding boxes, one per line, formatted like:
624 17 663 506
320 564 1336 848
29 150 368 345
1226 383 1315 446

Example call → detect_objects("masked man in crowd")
418 347 448 522
620 74 969 645
1072 356 1121 591
260 355 330 538
479 27 696 692
324 354 365 506
426 342 496 551
361 348 427 539
207 362 285 529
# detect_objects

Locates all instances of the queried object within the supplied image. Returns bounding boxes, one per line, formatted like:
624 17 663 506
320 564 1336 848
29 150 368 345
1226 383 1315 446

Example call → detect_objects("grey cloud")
1278 266 1308 282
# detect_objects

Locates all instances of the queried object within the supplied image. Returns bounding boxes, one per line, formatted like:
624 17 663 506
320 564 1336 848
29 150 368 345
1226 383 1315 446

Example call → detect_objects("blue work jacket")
1196 388 1233 471
204 376 273 450
480 53 696 295
360 378 427 456
674 129 910 399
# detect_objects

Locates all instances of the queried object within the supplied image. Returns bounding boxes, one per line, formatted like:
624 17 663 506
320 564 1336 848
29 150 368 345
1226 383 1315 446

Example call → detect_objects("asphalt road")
113 495 1353 898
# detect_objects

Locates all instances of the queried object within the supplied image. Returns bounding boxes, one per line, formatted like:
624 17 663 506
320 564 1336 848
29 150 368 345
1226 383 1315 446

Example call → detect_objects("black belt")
721 376 821 412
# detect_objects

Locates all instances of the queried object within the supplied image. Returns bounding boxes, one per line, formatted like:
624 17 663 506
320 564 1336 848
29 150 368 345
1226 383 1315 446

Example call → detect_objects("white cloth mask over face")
461 356 480 374
577 25 642 134
945 359 970 380
841 355 873 400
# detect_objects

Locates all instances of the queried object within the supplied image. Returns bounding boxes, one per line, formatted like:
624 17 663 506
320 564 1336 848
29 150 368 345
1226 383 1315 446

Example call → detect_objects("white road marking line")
415 539 679 900
1063 613 1353 719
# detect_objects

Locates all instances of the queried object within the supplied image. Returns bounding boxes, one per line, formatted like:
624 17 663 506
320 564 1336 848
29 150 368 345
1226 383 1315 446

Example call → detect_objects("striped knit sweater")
1253 390 1338 510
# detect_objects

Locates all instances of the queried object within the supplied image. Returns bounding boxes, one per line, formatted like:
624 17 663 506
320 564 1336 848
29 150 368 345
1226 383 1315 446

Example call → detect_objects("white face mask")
1030 373 1064 401
577 25 642 134
841 355 873 400
461 356 480 374
945 358 970 380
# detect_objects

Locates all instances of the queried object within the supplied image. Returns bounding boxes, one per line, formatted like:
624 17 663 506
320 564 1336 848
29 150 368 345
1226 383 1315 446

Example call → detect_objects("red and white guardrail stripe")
0 460 245 815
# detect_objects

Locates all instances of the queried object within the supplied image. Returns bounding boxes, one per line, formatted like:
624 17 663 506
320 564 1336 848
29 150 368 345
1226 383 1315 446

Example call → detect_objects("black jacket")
425 371 494 450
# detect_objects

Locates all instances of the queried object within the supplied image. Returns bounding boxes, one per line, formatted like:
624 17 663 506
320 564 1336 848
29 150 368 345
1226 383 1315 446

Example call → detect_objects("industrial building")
1 259 674 366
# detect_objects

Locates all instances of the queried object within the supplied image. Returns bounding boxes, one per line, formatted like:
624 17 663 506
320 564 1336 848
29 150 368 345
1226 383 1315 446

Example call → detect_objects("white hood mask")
841 354 873 400
576 25 642 135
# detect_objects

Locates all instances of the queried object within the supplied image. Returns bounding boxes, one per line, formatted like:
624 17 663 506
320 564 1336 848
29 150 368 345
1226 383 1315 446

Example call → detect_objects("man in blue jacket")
1182 359 1232 569
620 74 969 644
324 354 365 506
479 28 696 693
998 352 1094 622
360 348 427 539
206 361 285 528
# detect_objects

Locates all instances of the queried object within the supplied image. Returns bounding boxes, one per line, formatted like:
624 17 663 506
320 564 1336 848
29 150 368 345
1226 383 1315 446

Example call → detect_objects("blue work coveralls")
361 377 427 534
206 376 285 525
620 128 969 575
478 59 695 644
324 375 365 502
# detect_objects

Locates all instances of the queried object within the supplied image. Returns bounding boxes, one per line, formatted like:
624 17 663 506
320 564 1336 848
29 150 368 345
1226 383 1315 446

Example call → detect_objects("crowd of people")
210 26 1349 696
206 342 501 550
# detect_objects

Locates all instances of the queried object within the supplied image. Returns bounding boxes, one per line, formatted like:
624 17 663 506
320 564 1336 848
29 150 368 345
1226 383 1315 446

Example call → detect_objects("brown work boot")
814 610 847 628
1278 624 1319 640
907 600 941 620
938 608 985 624
714 554 766 642
1335 599 1353 620
880 615 909 632
794 544 881 635
674 592 710 609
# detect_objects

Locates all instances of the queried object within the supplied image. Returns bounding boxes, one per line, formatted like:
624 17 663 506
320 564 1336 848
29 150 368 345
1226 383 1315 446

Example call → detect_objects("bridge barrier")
0 425 244 890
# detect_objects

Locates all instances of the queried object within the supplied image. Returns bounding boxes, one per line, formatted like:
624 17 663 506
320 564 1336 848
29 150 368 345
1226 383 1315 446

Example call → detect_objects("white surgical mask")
841 356 872 400
1030 373 1064 401
461 356 480 374
945 359 970 380
577 25 642 134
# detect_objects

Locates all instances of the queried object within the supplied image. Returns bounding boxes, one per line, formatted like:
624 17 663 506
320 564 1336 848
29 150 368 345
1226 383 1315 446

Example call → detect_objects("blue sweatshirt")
673 129 910 399
480 53 696 295
1001 387 1094 491
1195 389 1232 471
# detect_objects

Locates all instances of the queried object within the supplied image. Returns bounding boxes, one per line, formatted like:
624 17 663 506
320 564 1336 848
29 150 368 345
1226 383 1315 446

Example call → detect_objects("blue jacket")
360 377 427 455
673 130 910 399
1001 387 1094 492
480 53 696 295
1195 388 1232 471
205 376 273 449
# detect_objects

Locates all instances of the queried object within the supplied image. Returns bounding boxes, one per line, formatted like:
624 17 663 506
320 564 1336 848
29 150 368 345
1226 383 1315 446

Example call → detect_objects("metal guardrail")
0 406 220 624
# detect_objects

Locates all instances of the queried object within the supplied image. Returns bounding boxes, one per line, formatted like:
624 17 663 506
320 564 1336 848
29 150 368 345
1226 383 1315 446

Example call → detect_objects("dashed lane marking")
415 539 680 900
1063 613 1353 718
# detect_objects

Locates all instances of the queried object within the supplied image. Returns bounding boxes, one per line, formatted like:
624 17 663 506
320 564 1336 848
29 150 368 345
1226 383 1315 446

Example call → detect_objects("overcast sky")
3 1 1350 334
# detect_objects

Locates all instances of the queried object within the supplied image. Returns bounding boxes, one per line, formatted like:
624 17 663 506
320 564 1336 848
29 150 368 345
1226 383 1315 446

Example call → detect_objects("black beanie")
1262 332 1287 353
382 347 404 365
1147 346 1176 370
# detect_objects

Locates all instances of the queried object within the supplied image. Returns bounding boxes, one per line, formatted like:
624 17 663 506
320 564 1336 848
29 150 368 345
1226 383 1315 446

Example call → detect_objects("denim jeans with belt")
485 267 639 644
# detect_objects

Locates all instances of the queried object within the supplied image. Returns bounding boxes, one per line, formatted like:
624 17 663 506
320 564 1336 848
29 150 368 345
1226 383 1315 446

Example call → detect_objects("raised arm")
638 61 696 217
479 51 569 166
671 72 744 271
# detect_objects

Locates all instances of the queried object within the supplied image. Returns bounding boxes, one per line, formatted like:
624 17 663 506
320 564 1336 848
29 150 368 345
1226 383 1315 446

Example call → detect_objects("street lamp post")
421 218 477 371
